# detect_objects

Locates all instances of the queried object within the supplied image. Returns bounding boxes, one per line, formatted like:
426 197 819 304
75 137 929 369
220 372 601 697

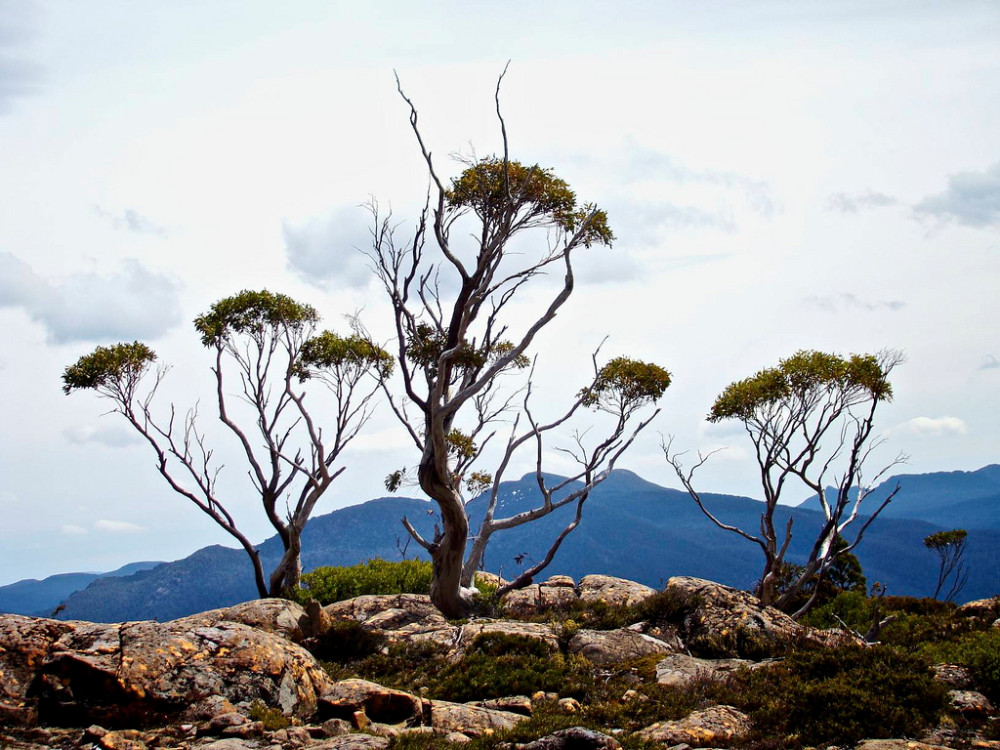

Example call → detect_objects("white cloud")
60 524 88 535
0 3 43 116
826 190 898 214
887 416 968 437
63 422 143 448
981 354 999 371
0 252 183 343
803 293 905 313
283 205 373 290
94 520 145 534
913 162 1000 228
93 206 168 238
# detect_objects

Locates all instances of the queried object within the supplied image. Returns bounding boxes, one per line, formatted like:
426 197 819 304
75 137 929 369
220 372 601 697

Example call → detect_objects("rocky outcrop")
655 653 767 688
635 704 751 747
172 598 308 643
567 627 676 665
518 726 623 749
428 699 525 737
458 620 561 653
1 614 333 727
577 575 655 609
317 679 423 725
665 576 809 657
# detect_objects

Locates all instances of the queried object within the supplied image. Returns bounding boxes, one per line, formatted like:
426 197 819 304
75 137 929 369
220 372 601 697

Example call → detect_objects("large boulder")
655 653 765 688
501 582 579 618
0 614 333 727
317 679 422 725
0 615 75 725
635 704 751 748
458 621 561 653
665 577 807 658
577 575 655 609
567 628 676 665
323 594 439 626
171 598 308 643
427 700 525 737
519 726 623 749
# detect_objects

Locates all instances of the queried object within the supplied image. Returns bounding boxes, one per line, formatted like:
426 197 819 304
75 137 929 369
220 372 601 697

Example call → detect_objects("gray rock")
655 653 764 688
635 704 751 748
518 726 623 749
931 663 977 689
578 575 655 609
172 599 308 644
458 620 561 653
429 699 526 737
568 628 676 665
317 679 422 725
948 689 995 716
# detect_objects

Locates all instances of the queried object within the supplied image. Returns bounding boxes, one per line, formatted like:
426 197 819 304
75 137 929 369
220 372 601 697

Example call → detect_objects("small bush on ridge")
293 558 433 605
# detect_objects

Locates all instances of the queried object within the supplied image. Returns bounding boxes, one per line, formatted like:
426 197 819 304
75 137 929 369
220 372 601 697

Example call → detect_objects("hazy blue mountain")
0 561 162 616
50 466 1000 622
797 465 1000 531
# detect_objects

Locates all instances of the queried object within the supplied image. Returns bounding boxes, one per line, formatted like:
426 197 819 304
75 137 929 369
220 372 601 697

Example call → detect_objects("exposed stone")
317 679 421 726
948 689 995 716
184 695 241 722
0 614 75 725
0 614 333 727
198 711 248 736
306 734 391 749
578 575 656 609
323 594 439 627
320 718 353 737
635 704 751 748
557 697 581 713
429 699 526 737
172 598 308 643
932 663 977 689
655 653 765 688
957 597 1000 619
665 576 807 657
98 729 149 750
472 695 533 715
854 741 953 750
501 583 579 618
567 628 676 665
518 726 623 749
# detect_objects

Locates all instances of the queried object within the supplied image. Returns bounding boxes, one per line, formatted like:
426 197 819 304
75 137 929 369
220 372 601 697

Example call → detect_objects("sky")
1 1 998 586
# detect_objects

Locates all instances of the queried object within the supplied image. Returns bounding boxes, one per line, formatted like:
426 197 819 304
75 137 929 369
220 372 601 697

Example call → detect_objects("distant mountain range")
2 465 997 622
0 561 162 617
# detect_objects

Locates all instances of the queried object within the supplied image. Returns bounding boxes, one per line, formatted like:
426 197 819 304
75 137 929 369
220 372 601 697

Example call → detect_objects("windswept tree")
63 290 392 597
665 349 905 617
924 529 969 602
371 70 671 617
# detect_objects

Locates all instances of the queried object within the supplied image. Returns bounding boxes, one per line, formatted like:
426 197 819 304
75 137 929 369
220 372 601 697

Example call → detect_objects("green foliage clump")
920 629 1000 701
579 357 672 414
446 157 614 247
294 559 433 605
432 633 594 703
709 349 893 422
734 645 947 748
193 289 318 347
62 341 157 395
308 620 387 664
296 330 394 380
247 699 290 731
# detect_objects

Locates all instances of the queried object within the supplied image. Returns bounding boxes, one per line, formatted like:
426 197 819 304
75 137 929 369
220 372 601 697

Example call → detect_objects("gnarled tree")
665 349 905 617
63 290 391 597
371 71 671 617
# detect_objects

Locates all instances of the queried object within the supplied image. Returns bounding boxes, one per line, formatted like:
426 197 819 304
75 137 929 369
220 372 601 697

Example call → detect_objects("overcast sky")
1 1 998 586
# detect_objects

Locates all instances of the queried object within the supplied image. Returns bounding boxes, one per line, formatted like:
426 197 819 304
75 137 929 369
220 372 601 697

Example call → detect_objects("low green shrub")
294 558 433 605
920 629 1000 701
309 619 386 663
734 645 948 748
247 699 290 731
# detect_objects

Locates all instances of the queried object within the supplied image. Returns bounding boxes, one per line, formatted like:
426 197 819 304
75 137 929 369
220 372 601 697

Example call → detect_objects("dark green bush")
735 645 947 748
920 629 1000 701
294 558 433 605
247 699 290 731
309 619 386 663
